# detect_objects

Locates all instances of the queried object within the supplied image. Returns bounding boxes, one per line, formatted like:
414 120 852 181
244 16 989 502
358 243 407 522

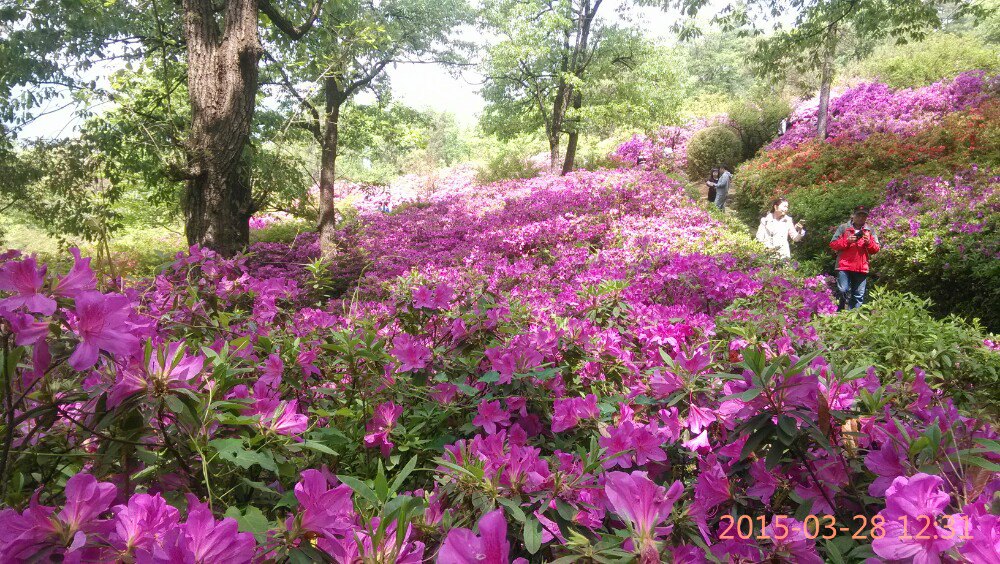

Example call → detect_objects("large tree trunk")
318 77 343 260
182 0 260 256
816 22 839 140
561 91 583 175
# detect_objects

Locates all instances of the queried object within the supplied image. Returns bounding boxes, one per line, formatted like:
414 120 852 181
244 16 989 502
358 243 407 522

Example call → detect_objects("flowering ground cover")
0 165 998 562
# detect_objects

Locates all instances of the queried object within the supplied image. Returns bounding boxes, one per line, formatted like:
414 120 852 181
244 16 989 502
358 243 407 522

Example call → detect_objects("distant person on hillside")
830 205 881 310
756 198 805 260
708 165 732 211
706 168 720 204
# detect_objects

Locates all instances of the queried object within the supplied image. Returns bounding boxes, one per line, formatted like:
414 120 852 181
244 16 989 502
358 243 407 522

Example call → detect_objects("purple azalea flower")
604 471 684 562
68 291 140 370
392 333 431 372
291 469 356 537
108 342 205 408
150 497 255 563
872 473 958 562
364 401 403 456
438 508 525 564
473 399 511 434
110 493 180 556
54 248 97 298
0 255 56 316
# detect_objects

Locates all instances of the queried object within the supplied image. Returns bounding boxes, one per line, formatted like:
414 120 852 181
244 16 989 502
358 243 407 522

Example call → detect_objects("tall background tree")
265 0 471 257
480 0 612 173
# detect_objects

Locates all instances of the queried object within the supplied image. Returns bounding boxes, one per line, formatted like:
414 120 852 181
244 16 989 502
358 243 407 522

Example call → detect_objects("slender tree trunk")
560 0 600 175
816 22 839 140
182 0 260 256
318 77 343 260
561 91 583 175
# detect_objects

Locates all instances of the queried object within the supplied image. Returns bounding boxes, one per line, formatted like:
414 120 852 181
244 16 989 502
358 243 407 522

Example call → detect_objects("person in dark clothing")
830 206 881 310
706 168 720 203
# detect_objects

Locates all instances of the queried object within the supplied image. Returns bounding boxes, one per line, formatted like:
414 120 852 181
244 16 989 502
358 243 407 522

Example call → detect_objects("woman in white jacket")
756 198 805 259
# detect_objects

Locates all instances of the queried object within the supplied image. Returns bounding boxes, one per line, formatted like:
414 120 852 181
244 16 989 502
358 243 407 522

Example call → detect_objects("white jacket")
756 213 804 259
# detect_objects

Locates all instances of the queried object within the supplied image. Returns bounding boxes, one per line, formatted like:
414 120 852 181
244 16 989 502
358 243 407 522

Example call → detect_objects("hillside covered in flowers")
1 148 998 563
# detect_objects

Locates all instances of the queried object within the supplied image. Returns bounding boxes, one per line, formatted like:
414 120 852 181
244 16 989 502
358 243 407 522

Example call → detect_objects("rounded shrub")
684 125 741 180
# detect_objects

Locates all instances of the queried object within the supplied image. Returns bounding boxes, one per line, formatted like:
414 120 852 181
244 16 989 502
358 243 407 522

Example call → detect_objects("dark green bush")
685 125 742 180
726 97 791 161
809 290 1000 415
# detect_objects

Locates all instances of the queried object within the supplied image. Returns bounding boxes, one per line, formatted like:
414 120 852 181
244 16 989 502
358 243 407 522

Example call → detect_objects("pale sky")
16 0 714 139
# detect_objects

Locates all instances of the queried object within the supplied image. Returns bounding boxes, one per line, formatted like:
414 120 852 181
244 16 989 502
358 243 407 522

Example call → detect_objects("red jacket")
829 223 880 273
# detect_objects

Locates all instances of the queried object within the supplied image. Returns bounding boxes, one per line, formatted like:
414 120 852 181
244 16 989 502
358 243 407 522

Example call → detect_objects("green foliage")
726 95 791 160
249 219 313 244
676 30 761 98
809 291 1000 414
684 125 742 180
474 136 545 184
855 32 1000 88
572 38 688 137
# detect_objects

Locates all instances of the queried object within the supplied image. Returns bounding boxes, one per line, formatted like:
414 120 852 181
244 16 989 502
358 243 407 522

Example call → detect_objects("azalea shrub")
0 165 998 563
809 290 1000 414
733 72 1000 297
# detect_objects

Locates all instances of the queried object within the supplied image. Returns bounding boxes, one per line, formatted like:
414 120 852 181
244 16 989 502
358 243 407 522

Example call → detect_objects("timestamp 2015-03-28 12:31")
718 514 976 541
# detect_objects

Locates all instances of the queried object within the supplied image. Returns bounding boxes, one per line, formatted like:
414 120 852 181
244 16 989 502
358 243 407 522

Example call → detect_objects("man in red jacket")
830 206 881 310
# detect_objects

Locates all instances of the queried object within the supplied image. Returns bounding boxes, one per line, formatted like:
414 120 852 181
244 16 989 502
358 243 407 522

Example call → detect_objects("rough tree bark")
181 0 321 256
816 22 839 141
182 0 260 256
561 90 583 175
318 77 343 260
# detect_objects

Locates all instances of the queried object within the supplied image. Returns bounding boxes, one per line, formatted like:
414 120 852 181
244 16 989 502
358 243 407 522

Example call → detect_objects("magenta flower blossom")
151 497 255 563
364 401 403 456
604 471 684 562
109 493 180 555
599 420 666 469
0 255 56 316
0 473 117 560
960 513 1000 563
746 460 779 506
68 291 140 370
473 399 511 434
763 517 823 564
0 495 59 559
254 398 309 436
872 473 959 563
864 438 908 496
412 283 454 309
392 333 432 372
438 508 524 564
54 247 97 298
551 394 598 432
4 311 49 346
108 341 205 408
291 469 356 537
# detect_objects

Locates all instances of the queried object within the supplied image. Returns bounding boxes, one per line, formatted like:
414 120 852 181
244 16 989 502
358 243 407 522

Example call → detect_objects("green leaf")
208 439 278 472
524 515 542 554
497 497 526 522
741 426 773 460
389 456 419 494
974 438 1000 455
765 442 785 470
224 506 271 543
478 371 500 383
337 474 378 506
963 455 1000 472
374 463 389 502
825 539 847 564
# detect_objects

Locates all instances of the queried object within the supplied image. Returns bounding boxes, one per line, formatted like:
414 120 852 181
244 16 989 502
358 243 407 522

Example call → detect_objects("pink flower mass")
0 70 997 563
